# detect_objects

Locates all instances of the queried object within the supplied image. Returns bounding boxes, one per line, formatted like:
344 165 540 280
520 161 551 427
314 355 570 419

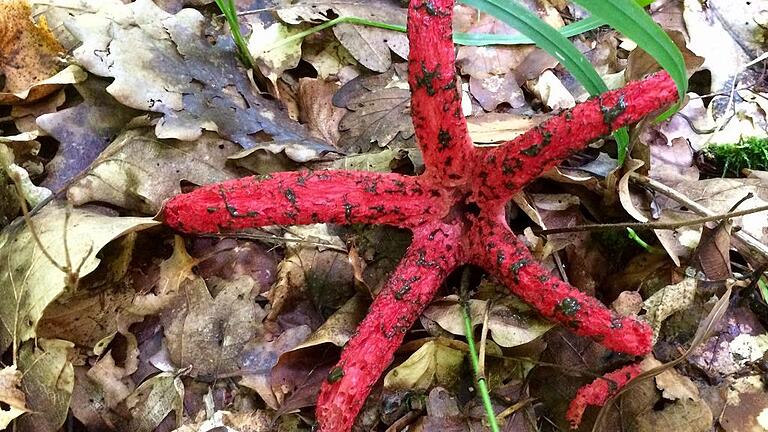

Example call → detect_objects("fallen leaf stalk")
162 0 678 429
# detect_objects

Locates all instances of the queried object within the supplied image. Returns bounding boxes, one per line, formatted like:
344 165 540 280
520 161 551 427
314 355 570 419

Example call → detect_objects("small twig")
495 397 536 422
535 202 768 235
459 268 500 432
630 173 768 262
196 232 349 253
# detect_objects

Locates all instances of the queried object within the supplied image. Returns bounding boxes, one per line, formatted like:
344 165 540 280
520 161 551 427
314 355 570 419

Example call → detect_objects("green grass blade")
459 0 607 97
214 0 255 68
453 0 654 46
459 0 630 161
571 0 687 113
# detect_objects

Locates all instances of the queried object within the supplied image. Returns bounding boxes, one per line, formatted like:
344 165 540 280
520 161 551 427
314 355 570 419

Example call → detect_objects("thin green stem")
459 269 500 432
215 0 255 69
626 227 654 252
261 0 655 54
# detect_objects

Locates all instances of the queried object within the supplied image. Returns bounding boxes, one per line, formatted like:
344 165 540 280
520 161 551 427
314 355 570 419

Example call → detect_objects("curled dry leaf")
0 0 73 104
277 0 408 73
67 0 325 149
247 22 303 87
0 202 158 356
123 372 184 432
0 366 27 429
423 296 554 348
333 67 414 152
16 339 74 432
36 77 142 191
67 129 242 214
383 340 464 392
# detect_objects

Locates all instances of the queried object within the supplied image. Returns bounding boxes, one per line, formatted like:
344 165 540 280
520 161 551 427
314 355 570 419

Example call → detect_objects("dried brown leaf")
277 0 408 73
0 0 67 104
67 129 242 214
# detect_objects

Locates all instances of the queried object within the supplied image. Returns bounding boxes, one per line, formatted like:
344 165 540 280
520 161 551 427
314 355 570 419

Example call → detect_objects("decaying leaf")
423 295 553 348
465 112 545 143
0 0 73 104
643 278 697 342
383 340 464 391
0 202 158 356
333 67 414 152
277 0 408 72
621 357 713 432
683 0 759 93
0 141 52 208
721 375 768 432
67 128 242 214
238 325 313 410
302 37 357 79
163 276 266 378
36 77 142 191
16 339 74 432
531 70 575 111
70 367 116 431
67 0 326 149
291 294 367 351
248 21 304 87
299 78 347 146
671 178 768 246
469 73 526 111
0 366 27 429
123 372 184 432
87 350 136 410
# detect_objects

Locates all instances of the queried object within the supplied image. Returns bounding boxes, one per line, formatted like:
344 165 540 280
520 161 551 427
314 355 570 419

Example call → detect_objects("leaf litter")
0 0 767 431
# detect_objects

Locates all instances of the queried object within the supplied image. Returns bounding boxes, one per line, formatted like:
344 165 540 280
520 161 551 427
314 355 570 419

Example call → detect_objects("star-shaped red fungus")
161 0 679 429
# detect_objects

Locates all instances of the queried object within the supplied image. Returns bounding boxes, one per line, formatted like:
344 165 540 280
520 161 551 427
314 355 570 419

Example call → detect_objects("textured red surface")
161 0 678 429
565 363 643 427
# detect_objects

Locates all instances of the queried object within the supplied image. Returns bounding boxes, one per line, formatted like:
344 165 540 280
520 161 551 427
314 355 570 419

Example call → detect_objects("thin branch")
459 268 500 432
534 202 768 235
630 173 768 262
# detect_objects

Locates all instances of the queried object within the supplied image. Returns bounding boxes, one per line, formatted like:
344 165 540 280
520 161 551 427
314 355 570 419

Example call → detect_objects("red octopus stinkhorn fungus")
162 0 678 429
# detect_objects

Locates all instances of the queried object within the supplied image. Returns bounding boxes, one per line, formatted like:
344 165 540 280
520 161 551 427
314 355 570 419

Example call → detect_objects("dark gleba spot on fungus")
558 297 581 316
327 366 344 383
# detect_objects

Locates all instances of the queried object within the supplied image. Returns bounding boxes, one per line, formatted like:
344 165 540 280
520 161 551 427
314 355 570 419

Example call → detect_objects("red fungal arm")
408 0 475 185
162 170 451 233
566 363 642 428
472 72 678 206
466 215 652 356
316 222 463 431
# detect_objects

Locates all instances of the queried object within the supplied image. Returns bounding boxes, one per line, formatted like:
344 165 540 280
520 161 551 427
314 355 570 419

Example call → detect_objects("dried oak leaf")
66 0 325 149
16 339 74 432
67 128 243 214
299 78 347 146
277 0 408 73
122 372 183 432
0 202 157 355
36 77 142 191
333 67 414 152
0 0 71 104
162 276 267 379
